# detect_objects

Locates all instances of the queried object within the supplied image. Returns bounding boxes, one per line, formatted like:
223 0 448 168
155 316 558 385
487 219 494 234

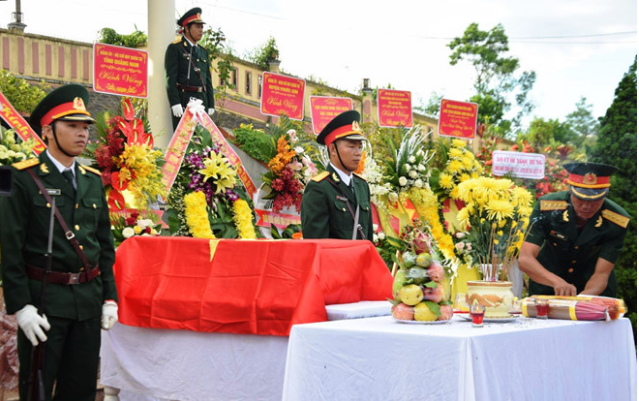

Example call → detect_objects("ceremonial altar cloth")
114 236 393 336
283 316 637 401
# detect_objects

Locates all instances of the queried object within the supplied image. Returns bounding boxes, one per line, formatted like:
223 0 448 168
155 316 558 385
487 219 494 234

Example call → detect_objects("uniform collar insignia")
40 163 49 174
562 210 569 222
595 216 603 228
332 172 340 182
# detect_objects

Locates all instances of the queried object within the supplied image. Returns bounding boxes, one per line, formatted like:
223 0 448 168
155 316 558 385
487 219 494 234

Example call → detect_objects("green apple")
392 269 408 298
402 251 417 268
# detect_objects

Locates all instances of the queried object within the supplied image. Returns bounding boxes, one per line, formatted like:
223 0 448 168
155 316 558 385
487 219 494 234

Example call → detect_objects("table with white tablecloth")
282 316 637 401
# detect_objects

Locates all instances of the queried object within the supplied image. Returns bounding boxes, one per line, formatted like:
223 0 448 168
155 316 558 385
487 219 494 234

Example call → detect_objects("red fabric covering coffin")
114 237 392 336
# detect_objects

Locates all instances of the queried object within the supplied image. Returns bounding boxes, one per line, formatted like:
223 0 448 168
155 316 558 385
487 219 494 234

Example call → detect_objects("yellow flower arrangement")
453 176 533 281
232 199 257 239
198 151 237 194
184 191 216 239
119 143 167 208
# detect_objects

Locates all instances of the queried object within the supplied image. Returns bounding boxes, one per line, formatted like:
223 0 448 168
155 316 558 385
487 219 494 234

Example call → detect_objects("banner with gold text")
260 72 305 120
438 99 478 139
0 91 46 154
160 108 198 199
377 89 413 128
93 43 149 98
309 96 353 134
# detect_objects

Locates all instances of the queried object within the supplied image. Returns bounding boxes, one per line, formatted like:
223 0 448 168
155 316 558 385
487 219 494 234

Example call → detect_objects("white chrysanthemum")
399 176 408 186
408 170 418 179
122 227 135 238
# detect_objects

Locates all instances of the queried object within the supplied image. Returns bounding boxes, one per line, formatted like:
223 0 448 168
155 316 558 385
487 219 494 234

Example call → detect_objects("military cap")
564 162 617 201
317 110 366 146
30 84 95 135
178 7 206 28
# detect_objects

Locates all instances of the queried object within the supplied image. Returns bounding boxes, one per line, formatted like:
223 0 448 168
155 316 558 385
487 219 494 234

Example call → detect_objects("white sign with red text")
492 151 545 179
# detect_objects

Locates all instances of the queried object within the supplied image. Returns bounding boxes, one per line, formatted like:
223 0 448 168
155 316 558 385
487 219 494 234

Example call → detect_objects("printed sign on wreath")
93 43 149 98
260 72 305 120
377 89 412 128
309 96 353 135
438 99 478 139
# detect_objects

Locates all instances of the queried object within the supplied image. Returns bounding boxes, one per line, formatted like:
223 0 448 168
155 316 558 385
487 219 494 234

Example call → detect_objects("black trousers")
18 315 101 401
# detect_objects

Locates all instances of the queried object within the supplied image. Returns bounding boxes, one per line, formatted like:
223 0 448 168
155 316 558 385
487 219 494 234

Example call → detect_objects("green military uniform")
525 191 630 297
0 85 117 401
301 110 373 241
165 7 214 129
301 164 373 241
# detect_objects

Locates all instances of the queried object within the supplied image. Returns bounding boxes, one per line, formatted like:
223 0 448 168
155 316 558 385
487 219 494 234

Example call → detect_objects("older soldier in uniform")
301 110 373 241
0 84 118 401
519 162 630 297
165 7 215 129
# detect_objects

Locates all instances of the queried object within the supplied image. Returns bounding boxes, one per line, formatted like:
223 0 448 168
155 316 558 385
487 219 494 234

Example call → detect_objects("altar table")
282 316 637 401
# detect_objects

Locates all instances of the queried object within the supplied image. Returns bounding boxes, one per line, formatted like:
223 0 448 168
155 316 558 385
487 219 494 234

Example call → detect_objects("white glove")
102 301 118 330
171 104 184 118
16 305 50 346
207 108 215 116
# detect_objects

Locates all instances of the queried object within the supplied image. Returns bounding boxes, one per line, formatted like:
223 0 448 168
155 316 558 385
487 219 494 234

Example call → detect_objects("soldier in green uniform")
301 110 373 241
165 7 215 130
0 84 118 401
519 162 630 297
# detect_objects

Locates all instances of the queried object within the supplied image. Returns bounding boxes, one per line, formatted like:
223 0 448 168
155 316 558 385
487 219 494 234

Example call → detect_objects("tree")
414 91 443 117
0 69 49 115
588 56 637 341
565 97 599 150
448 23 536 137
519 117 576 150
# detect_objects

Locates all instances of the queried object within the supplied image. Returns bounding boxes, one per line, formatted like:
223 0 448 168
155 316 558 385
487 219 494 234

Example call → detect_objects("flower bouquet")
111 209 162 247
165 125 257 239
389 221 453 323
453 176 534 281
83 98 166 211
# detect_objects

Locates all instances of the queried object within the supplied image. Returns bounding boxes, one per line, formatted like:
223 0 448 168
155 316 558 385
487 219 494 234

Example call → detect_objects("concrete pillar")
148 0 175 149
361 78 373 124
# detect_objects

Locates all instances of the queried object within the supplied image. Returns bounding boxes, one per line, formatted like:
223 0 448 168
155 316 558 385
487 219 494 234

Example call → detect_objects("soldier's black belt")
177 84 206 93
26 264 100 285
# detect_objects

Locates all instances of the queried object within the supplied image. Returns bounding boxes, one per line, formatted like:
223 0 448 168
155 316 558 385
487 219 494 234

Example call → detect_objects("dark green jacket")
525 191 630 297
0 152 117 320
301 164 373 241
164 36 215 110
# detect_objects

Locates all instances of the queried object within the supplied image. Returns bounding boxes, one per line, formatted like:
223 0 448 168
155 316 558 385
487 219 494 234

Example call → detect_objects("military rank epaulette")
601 209 630 229
172 36 182 44
540 200 568 211
311 171 330 182
12 158 39 170
353 172 367 182
79 165 101 176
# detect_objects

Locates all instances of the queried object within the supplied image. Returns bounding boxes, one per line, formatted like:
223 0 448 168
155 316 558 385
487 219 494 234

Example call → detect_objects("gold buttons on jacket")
93 203 97 209
568 268 574 273
574 246 579 250
75 225 80 231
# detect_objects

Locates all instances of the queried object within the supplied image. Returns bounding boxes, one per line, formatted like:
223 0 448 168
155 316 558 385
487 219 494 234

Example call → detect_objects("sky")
1 0 636 129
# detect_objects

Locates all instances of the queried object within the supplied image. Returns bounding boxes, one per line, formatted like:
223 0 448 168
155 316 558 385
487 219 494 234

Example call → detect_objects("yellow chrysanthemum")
461 156 474 169
447 160 464 174
184 192 215 239
457 207 471 228
485 199 514 221
512 187 533 209
452 139 467 148
232 199 256 239
448 148 463 158
439 173 454 189
460 173 470 182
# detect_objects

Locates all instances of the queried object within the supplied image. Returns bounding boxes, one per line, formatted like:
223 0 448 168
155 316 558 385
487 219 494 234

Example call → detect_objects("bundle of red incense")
521 295 626 321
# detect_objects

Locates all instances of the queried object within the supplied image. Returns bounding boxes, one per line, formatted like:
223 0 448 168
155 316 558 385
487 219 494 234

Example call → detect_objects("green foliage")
233 124 276 164
98 27 147 48
448 23 536 137
519 117 576 150
414 91 443 117
200 26 235 90
565 97 599 150
269 223 302 239
0 69 49 114
247 36 279 70
588 56 637 343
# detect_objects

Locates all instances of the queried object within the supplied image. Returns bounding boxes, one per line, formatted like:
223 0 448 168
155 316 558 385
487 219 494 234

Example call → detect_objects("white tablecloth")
100 302 391 401
282 316 637 401
100 324 289 401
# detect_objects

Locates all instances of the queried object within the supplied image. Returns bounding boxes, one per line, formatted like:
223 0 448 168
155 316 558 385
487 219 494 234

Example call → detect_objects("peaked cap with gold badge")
29 84 95 135
178 7 206 28
564 162 617 201
316 110 366 146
